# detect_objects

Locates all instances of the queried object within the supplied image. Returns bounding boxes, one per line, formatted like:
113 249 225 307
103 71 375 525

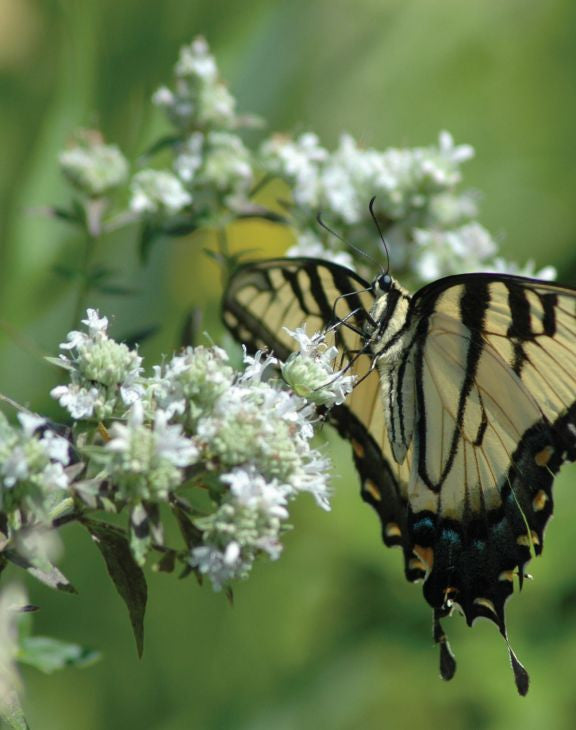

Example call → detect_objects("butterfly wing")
403 275 576 659
223 257 414 565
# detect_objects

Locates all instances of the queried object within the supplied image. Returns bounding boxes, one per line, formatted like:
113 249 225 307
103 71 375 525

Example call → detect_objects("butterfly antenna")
316 212 346 244
316 212 379 268
368 196 390 275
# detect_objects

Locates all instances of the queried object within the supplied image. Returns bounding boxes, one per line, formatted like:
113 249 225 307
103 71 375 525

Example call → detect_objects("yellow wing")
223 258 415 567
400 274 576 691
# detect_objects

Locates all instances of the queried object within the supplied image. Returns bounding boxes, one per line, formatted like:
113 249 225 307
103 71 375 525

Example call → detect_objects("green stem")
72 199 104 327
217 225 229 258
72 230 97 327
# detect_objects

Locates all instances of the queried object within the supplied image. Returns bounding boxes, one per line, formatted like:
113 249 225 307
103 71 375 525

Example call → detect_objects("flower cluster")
130 170 192 216
152 37 239 132
0 412 70 527
102 403 199 502
282 326 355 407
59 130 128 198
48 312 350 585
126 38 257 219
55 37 555 288
259 131 555 284
174 131 253 211
51 310 143 420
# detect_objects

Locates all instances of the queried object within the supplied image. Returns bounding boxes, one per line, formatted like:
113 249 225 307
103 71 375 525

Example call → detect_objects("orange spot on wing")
535 445 554 467
532 489 549 512
363 480 381 501
413 545 434 571
351 439 365 458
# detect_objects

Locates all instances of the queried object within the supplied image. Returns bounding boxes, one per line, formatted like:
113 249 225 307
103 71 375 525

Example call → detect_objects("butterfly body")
223 256 576 693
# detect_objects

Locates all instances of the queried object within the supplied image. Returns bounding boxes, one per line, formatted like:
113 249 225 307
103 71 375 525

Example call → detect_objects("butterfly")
222 254 576 695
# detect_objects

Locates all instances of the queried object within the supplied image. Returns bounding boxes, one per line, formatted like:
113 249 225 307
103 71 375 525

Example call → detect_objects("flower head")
59 130 128 197
130 170 192 215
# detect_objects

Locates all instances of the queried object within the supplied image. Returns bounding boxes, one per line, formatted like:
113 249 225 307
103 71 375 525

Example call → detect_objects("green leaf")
139 134 182 162
86 264 115 285
82 519 147 657
160 217 198 237
179 308 203 348
93 283 140 297
45 355 75 372
50 202 85 227
139 222 160 264
52 264 82 281
118 324 160 348
172 502 204 550
18 637 101 674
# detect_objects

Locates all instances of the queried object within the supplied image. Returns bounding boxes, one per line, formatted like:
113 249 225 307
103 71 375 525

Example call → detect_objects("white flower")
152 86 174 107
198 84 237 128
239 348 278 383
489 258 557 281
82 308 109 336
59 133 128 196
413 223 498 281
17 413 45 438
104 402 198 500
40 462 70 491
260 132 328 207
438 130 475 164
130 170 192 215
151 410 199 467
222 469 289 520
282 326 356 407
174 132 204 182
39 431 70 465
50 384 102 419
200 131 253 192
1 446 29 488
189 544 242 590
175 37 218 81
290 452 332 511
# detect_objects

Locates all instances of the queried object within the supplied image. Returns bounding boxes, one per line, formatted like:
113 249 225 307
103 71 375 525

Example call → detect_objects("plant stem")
72 199 104 327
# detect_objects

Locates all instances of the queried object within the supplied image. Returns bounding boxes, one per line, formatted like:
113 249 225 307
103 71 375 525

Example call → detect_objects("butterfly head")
374 272 393 295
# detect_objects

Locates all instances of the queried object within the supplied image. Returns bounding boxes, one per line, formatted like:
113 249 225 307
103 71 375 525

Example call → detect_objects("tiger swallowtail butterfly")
223 255 576 695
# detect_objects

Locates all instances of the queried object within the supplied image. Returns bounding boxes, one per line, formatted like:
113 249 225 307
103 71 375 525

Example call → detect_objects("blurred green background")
2 0 576 728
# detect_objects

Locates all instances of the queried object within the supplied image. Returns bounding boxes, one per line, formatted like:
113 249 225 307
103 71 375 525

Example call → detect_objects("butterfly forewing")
223 258 415 558
224 258 372 364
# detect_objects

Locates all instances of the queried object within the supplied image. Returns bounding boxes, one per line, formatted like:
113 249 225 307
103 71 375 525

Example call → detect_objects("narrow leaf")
18 636 100 674
139 222 159 264
118 324 160 348
82 519 147 656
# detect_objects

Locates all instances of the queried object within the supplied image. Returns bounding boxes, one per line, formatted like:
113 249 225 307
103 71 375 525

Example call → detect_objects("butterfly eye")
377 273 392 293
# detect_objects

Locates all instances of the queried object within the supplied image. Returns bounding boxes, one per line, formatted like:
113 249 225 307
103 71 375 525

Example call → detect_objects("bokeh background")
2 1 576 728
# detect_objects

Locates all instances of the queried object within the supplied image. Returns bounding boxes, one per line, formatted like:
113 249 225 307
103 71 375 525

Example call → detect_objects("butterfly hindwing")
405 275 576 628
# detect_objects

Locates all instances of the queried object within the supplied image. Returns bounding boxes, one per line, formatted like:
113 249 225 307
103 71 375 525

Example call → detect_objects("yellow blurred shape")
0 0 40 68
